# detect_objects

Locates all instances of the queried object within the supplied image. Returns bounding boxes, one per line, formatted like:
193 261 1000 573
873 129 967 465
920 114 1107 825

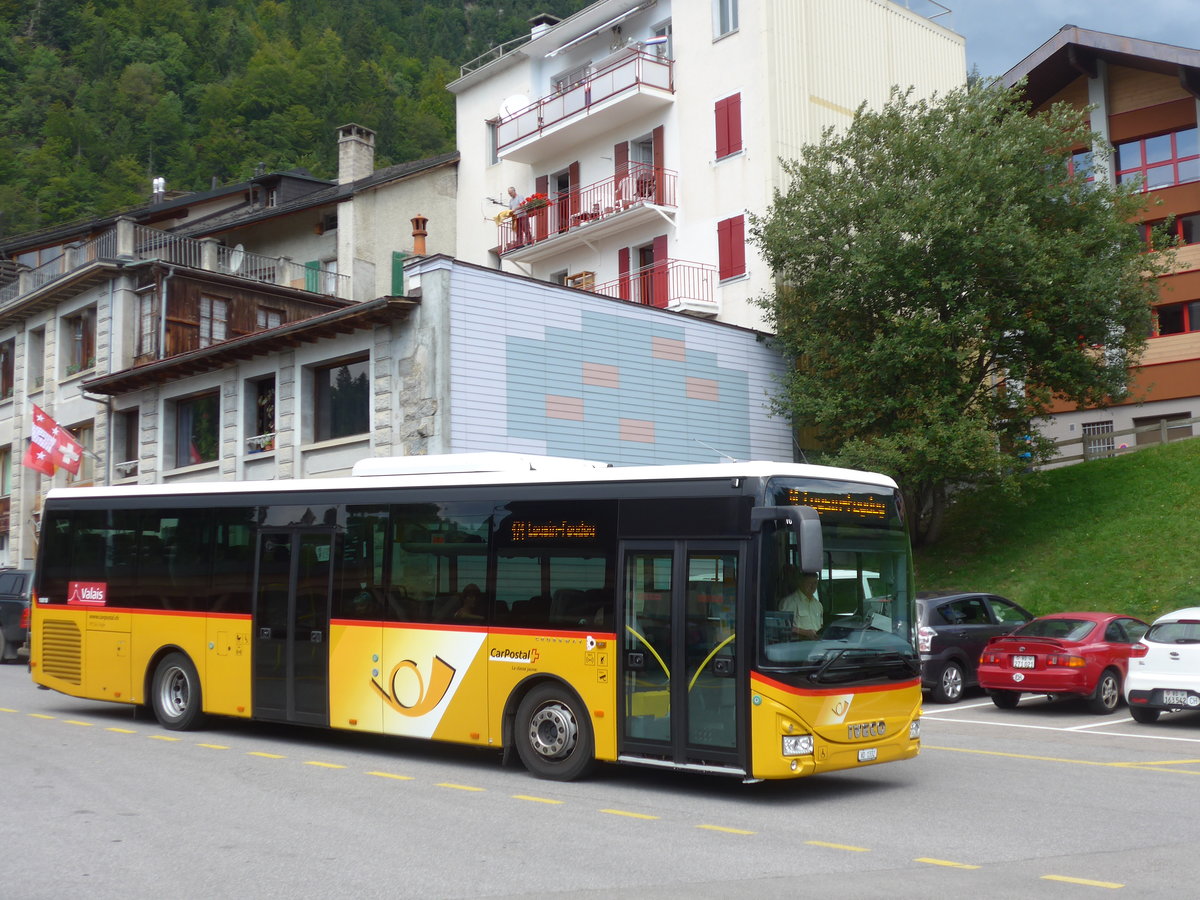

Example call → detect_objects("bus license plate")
858 748 877 763
1012 655 1035 669
1163 690 1191 706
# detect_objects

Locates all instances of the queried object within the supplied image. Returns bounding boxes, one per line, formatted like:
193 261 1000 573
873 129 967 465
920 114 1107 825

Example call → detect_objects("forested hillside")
0 0 591 237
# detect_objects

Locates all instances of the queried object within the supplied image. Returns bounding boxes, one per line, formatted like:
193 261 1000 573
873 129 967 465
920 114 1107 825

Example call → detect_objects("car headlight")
782 734 814 757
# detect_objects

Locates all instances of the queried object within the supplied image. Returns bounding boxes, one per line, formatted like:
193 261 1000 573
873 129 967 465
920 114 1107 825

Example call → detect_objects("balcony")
591 259 718 318
0 220 349 316
496 50 673 164
499 164 677 263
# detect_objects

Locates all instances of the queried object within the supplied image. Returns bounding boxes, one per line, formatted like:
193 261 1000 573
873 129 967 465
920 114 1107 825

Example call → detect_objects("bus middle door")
618 541 743 773
253 529 334 726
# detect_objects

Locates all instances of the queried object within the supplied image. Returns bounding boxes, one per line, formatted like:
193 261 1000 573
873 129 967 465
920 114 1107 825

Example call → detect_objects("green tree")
751 82 1168 546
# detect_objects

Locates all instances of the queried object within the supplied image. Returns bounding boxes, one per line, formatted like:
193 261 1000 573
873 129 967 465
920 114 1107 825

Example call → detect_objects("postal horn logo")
371 656 457 717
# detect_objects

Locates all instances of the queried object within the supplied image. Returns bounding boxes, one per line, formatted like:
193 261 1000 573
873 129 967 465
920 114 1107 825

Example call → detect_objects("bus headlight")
909 719 920 739
782 734 814 757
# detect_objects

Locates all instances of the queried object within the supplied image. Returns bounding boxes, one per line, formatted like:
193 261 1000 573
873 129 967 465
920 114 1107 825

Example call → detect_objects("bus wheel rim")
161 666 188 716
528 702 577 759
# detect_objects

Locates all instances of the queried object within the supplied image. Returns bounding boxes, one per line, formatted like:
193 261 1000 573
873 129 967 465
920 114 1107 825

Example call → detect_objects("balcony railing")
498 163 677 252
496 50 673 154
0 220 348 311
591 259 717 310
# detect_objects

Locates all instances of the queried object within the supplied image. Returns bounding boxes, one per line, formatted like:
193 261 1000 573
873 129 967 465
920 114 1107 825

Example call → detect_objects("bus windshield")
758 478 918 683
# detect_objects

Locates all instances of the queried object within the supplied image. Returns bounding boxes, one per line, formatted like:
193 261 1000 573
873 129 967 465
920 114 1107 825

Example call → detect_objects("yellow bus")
30 453 920 781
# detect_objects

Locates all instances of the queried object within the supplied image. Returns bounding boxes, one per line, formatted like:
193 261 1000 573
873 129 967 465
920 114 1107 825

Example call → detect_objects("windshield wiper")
811 648 919 683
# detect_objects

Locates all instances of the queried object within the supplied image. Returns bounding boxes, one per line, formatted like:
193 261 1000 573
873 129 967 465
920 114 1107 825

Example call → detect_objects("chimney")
529 13 560 39
152 176 166 204
337 123 376 185
411 215 428 256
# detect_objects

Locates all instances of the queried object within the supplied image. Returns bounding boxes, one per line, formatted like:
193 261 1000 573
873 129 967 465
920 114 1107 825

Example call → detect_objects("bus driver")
779 566 823 640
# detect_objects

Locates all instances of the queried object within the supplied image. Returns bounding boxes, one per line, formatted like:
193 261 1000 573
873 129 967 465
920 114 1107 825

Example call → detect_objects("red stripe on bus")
751 671 919 696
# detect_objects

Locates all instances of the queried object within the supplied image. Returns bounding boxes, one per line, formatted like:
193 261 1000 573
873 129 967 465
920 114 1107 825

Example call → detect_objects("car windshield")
1013 618 1095 642
1147 621 1200 644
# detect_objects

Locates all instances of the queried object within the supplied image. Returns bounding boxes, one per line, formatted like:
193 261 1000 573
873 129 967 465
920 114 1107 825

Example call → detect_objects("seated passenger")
453 583 485 621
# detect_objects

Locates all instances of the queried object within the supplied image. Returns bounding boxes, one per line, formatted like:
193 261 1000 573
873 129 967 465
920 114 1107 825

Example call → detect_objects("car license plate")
1012 655 1035 669
1163 690 1191 706
858 748 877 763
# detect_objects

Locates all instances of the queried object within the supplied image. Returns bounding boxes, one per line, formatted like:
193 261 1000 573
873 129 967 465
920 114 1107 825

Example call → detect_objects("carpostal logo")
489 647 540 665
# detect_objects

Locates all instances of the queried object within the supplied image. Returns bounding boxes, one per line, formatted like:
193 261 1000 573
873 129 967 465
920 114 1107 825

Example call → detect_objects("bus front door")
253 530 334 726
619 542 742 772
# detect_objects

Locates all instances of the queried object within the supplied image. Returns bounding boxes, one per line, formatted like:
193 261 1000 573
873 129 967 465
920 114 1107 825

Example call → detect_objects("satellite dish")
499 94 530 118
229 243 245 273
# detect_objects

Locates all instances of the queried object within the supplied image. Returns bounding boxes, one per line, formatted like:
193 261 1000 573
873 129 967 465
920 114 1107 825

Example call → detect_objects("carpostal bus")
29 454 921 781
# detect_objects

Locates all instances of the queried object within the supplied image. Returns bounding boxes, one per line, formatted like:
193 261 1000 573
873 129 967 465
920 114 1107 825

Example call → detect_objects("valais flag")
23 404 84 476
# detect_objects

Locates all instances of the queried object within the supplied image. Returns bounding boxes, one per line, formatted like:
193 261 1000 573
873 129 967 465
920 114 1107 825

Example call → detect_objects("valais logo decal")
67 582 107 606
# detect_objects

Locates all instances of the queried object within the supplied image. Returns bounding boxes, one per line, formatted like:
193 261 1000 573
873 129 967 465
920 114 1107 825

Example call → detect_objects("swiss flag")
27 404 84 476
22 439 55 476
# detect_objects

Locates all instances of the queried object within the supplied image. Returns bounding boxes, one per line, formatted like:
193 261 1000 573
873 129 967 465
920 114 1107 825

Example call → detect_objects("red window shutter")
614 141 629 178
568 161 580 217
618 247 631 301
652 234 669 308
652 125 665 204
715 93 742 159
715 98 730 159
718 215 746 280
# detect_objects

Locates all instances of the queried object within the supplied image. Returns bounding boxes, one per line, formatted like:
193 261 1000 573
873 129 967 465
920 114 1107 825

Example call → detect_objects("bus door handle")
626 651 646 671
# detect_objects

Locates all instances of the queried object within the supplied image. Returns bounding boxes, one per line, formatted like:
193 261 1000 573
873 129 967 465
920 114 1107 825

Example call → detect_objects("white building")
450 0 965 330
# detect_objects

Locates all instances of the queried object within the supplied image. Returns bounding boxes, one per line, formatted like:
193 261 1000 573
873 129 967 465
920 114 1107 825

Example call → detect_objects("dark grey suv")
918 591 1032 703
0 569 32 663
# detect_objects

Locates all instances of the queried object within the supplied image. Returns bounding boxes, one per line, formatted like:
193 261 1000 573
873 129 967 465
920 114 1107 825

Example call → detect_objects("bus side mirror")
751 505 823 573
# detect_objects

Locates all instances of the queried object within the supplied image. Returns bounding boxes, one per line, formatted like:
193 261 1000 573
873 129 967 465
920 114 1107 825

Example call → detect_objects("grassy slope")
913 436 1200 623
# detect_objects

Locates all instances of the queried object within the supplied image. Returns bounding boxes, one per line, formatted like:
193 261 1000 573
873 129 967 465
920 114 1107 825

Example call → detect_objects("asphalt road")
2 667 1197 899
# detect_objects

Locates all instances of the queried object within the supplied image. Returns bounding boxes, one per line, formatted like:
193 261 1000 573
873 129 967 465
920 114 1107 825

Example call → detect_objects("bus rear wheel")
151 652 208 731
515 684 596 781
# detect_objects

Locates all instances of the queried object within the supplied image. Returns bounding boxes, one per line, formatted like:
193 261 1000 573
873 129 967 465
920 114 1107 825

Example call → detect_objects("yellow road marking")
198 743 228 750
807 840 869 852
916 857 980 869
1115 758 1200 766
1042 875 1124 889
150 735 181 741
437 782 485 791
63 720 93 726
248 752 285 759
0 707 17 713
368 771 414 781
926 745 1200 774
305 761 345 769
28 713 55 719
697 824 755 835
106 727 136 734
600 808 659 820
513 794 562 804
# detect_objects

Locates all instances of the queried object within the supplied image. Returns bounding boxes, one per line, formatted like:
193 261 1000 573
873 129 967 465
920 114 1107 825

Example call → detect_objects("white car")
1124 606 1200 723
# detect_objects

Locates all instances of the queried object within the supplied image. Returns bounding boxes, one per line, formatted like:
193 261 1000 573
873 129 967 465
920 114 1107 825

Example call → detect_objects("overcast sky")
932 0 1199 78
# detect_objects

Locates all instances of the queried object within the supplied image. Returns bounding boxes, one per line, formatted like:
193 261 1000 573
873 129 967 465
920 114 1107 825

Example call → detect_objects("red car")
978 612 1149 714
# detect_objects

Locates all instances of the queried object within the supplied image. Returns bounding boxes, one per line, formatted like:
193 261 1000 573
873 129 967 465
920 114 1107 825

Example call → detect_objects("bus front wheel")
515 684 596 781
151 652 208 731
